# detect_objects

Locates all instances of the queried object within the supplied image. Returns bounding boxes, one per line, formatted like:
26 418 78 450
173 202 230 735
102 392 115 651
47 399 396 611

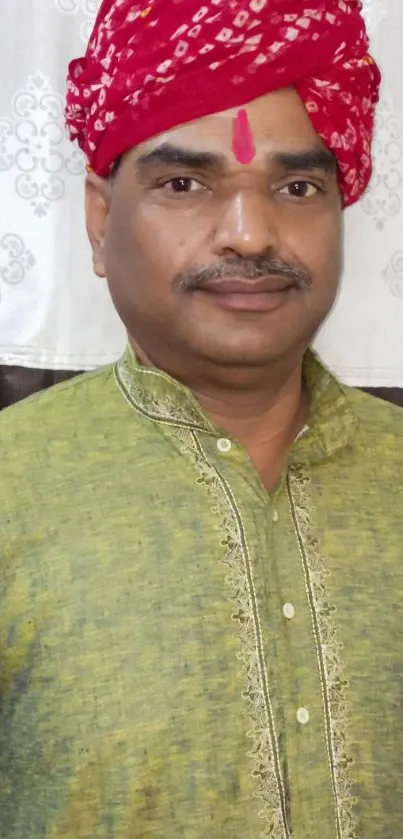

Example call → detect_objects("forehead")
137 87 325 160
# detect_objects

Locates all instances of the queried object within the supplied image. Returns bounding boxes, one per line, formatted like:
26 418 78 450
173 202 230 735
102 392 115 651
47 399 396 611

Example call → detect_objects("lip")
201 276 295 294
194 276 296 313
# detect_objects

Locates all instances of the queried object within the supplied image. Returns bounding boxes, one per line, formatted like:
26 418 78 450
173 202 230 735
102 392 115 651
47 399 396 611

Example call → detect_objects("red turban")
65 0 381 207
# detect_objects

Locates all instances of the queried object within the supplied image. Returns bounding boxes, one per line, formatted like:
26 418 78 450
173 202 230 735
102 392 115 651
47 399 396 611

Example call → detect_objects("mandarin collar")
115 345 357 466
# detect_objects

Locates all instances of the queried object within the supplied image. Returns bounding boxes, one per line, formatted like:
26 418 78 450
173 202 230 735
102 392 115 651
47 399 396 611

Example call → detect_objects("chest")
2 459 403 838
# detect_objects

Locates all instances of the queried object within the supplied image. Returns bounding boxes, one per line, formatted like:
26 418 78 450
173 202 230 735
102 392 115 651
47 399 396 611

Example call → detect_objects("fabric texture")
65 0 381 207
1 348 403 837
2 364 403 410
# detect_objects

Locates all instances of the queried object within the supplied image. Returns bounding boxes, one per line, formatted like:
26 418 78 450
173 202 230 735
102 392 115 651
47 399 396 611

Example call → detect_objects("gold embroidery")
115 346 356 837
115 352 212 432
116 355 291 836
174 426 291 839
287 468 357 839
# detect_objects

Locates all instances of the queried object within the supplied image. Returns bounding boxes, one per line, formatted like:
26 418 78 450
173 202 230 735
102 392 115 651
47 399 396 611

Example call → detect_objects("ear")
85 172 111 278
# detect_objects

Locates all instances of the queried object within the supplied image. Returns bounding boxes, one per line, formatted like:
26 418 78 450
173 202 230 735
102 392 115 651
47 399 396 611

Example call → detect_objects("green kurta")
1 348 402 839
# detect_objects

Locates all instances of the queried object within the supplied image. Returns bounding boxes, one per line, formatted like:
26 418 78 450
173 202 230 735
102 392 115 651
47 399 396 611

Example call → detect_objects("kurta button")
283 603 295 619
297 707 310 725
217 438 232 453
272 509 279 523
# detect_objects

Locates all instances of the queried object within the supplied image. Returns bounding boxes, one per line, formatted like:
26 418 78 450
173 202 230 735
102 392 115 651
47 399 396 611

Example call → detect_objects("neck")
193 365 306 445
130 338 308 490
191 363 307 491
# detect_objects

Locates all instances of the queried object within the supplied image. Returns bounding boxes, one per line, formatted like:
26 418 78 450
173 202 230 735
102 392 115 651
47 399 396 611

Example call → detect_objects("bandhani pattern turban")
65 0 381 207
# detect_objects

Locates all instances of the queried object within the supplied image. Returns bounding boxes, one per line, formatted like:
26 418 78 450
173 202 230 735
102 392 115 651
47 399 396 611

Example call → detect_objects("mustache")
175 256 312 291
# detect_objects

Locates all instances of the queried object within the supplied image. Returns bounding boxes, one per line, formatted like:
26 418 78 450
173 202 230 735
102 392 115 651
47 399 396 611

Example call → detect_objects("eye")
278 181 321 198
162 177 205 193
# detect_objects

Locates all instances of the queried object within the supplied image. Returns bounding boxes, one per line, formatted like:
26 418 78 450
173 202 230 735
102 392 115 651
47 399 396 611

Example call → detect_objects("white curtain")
0 0 402 386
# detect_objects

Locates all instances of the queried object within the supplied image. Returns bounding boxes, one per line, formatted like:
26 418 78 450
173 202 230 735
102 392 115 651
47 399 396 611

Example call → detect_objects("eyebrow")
135 143 226 172
271 148 337 173
135 142 337 175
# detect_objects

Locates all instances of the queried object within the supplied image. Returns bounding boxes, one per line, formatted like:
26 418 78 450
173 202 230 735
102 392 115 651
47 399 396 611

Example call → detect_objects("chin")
195 341 296 369
189 317 318 369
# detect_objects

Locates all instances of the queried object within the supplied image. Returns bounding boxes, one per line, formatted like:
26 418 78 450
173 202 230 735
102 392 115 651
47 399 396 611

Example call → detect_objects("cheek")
284 208 342 286
105 203 163 281
316 215 343 285
116 203 209 279
105 201 198 306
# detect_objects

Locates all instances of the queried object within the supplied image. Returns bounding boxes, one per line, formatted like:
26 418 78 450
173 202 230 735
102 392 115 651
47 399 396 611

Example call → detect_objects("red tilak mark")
232 109 256 165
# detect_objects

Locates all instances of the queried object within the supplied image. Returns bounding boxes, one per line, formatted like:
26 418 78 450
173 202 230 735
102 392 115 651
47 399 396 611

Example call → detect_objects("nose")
212 190 280 257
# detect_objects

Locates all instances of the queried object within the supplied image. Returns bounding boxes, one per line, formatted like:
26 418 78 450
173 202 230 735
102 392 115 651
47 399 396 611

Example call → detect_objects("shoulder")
1 364 114 419
347 385 403 433
0 363 112 419
346 385 403 461
0 364 121 461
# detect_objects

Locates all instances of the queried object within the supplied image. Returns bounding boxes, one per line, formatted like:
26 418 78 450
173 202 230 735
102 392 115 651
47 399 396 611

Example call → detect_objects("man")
0 1 402 837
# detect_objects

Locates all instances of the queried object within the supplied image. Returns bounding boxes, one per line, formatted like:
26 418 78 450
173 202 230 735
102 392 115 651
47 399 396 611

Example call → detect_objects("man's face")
87 88 342 372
